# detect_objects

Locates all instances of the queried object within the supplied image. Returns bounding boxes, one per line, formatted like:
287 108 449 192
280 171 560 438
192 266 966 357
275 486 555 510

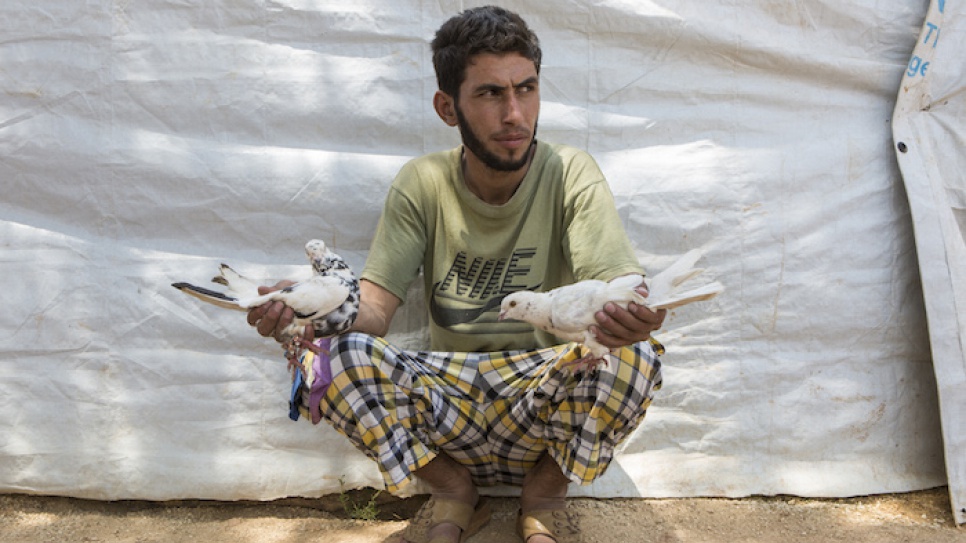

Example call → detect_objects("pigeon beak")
498 311 506 321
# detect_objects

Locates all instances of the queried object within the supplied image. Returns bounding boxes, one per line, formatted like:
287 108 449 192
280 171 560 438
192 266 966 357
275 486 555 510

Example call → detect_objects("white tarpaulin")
1 0 962 523
893 0 966 525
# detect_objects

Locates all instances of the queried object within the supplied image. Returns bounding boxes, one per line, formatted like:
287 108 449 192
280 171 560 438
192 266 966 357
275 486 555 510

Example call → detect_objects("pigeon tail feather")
171 283 245 312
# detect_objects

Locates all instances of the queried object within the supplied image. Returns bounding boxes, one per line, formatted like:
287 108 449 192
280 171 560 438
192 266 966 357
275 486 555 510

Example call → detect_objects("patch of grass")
338 478 382 521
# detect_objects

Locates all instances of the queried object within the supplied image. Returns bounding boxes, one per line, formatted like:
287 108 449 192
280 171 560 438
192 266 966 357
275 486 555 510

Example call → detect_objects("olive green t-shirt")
362 140 643 352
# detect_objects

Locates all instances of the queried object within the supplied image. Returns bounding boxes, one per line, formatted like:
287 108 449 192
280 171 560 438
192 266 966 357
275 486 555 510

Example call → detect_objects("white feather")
644 249 725 310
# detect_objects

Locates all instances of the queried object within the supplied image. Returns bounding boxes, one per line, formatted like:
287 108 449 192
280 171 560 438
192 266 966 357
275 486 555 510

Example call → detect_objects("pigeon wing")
644 250 724 309
549 281 606 334
171 282 246 312
648 281 724 310
599 274 646 307
171 263 263 312
211 264 260 300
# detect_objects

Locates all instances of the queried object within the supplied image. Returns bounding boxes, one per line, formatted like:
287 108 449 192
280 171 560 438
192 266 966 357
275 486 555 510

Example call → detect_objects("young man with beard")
249 6 666 543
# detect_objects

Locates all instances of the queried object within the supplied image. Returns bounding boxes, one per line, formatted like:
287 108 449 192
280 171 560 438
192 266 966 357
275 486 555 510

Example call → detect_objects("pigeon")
499 273 647 361
498 250 723 366
172 239 360 345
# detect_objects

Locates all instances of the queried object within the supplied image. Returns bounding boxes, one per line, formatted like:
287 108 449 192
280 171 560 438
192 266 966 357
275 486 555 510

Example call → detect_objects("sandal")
402 497 491 543
517 508 581 543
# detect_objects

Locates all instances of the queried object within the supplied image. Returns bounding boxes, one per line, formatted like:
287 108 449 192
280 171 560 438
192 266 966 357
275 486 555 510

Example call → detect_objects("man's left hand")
591 285 666 349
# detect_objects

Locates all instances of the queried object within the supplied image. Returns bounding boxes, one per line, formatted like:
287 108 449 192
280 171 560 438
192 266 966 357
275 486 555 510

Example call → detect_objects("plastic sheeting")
893 0 966 526
0 0 955 510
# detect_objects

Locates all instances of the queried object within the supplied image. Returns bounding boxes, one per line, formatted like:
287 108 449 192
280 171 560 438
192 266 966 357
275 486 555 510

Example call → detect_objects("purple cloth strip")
308 337 333 425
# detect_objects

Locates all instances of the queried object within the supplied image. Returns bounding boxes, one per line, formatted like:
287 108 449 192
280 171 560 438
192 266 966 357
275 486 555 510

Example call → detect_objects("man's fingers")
273 306 297 341
273 305 297 340
596 308 635 338
254 303 279 337
600 302 649 335
631 304 667 329
591 324 636 350
248 282 295 336
594 301 668 348
247 304 268 327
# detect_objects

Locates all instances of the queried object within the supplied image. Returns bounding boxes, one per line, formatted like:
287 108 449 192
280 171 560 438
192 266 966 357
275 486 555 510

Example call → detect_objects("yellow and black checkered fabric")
302 333 663 493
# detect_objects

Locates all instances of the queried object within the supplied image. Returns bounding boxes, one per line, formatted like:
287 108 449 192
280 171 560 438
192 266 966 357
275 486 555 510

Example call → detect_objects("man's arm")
247 279 401 342
350 280 401 337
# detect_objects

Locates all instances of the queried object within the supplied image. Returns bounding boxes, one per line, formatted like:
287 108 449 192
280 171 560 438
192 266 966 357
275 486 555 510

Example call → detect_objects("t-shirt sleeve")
361 167 428 304
561 155 644 282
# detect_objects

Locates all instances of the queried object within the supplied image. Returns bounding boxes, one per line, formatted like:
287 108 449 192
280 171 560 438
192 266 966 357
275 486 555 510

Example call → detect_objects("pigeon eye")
509 301 517 308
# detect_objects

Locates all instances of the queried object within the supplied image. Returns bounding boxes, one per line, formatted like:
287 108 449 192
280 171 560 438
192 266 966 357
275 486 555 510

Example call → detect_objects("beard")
455 105 537 172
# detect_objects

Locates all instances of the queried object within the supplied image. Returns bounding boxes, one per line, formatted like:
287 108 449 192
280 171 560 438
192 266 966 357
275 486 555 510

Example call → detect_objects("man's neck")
461 144 536 206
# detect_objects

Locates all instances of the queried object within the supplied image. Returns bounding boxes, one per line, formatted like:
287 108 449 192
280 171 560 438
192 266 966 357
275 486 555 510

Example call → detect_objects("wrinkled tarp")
892 0 966 526
0 0 956 518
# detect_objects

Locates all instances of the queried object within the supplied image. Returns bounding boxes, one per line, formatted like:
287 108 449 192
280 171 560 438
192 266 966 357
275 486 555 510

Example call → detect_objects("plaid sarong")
297 332 663 493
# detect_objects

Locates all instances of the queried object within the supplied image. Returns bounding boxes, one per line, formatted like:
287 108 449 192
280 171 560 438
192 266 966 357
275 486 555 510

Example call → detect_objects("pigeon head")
305 239 334 273
305 239 329 258
498 291 539 322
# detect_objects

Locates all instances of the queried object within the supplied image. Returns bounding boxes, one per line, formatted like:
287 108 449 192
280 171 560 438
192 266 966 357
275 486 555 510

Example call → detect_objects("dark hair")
431 5 542 100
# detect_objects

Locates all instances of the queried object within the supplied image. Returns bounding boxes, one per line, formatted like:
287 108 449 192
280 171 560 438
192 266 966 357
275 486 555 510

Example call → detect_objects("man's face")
454 52 540 172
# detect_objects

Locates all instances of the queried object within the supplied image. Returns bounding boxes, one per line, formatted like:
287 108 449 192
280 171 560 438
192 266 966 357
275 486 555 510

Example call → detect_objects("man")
249 6 666 543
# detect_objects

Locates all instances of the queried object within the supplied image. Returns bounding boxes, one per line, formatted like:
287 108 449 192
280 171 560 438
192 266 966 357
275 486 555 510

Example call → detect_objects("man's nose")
503 93 524 124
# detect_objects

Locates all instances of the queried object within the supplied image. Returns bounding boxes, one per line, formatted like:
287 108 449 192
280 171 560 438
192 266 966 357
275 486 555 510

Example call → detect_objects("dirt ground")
1 487 963 543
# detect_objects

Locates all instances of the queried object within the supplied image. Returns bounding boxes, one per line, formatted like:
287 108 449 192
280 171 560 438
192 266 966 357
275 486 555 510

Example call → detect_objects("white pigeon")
172 239 360 343
499 273 647 361
498 250 724 364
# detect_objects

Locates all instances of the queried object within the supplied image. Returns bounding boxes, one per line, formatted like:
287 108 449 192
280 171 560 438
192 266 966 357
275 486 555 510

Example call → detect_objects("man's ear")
433 91 459 127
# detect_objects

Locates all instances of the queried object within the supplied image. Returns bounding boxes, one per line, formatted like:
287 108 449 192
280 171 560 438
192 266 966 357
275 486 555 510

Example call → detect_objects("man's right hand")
246 281 303 343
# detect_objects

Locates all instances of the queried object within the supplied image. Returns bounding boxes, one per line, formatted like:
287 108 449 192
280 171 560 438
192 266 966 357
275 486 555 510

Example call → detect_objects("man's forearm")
349 302 392 337
347 279 401 338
